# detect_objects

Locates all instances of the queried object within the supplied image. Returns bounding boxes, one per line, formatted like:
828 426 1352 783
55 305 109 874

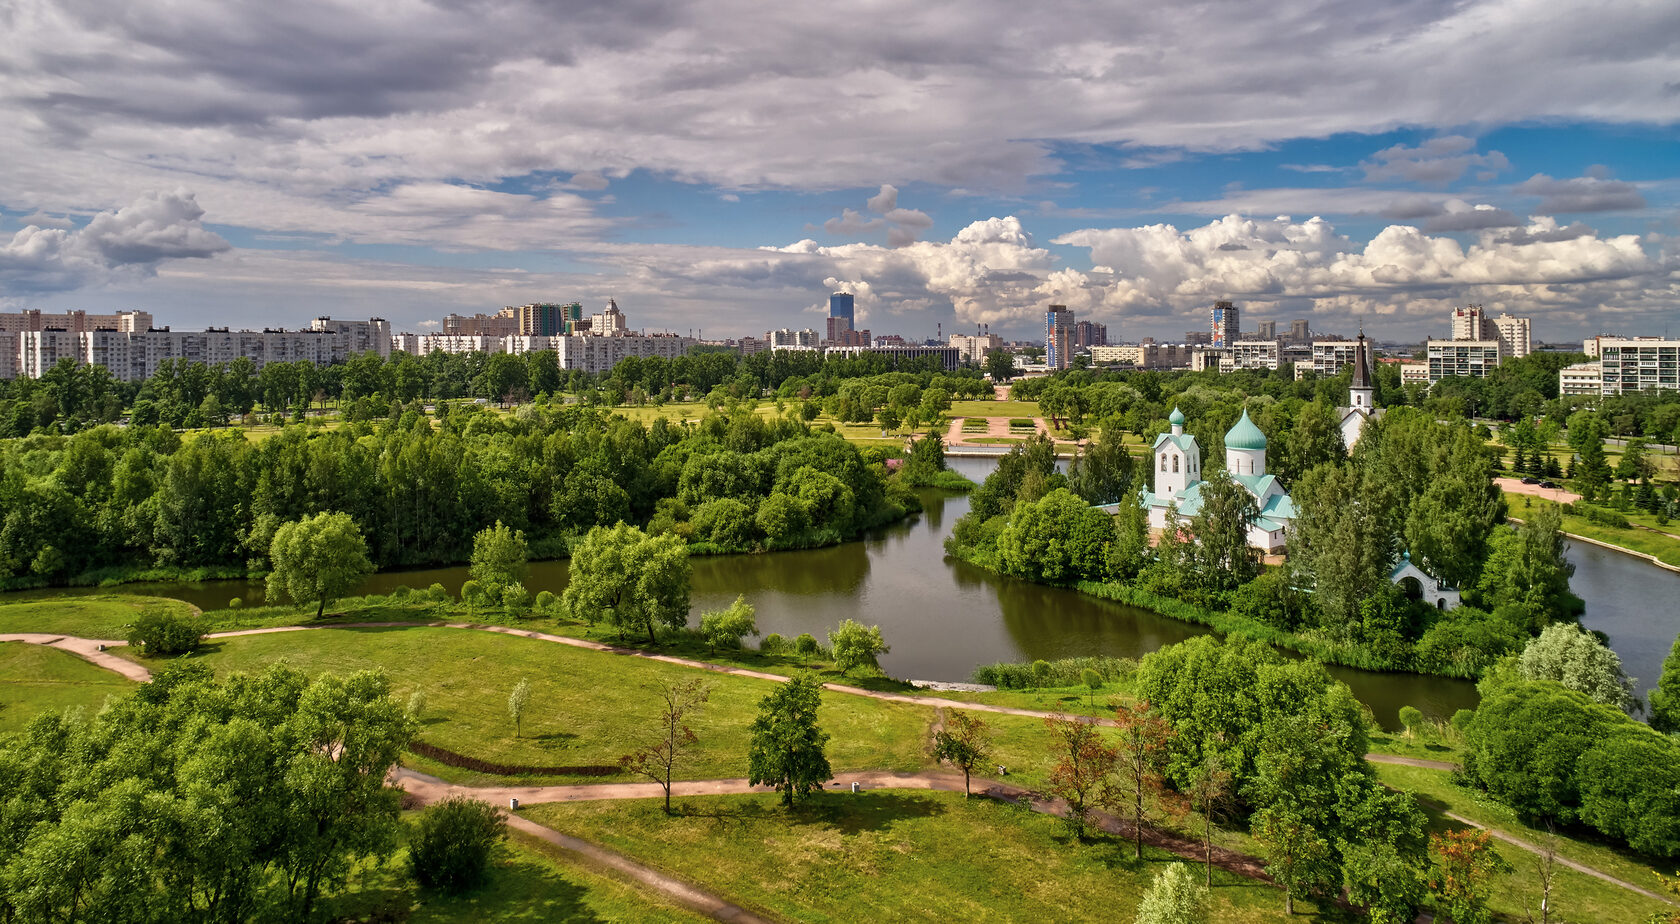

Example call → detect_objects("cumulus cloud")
1515 173 1647 212
823 184 934 247
1362 136 1509 185
0 189 228 293
18 211 73 230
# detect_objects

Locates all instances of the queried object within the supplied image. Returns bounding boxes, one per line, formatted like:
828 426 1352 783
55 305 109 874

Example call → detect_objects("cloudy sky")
1 0 1676 343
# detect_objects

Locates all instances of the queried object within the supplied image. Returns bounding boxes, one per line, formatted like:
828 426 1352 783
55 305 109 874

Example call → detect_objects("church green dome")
1225 410 1267 451
1168 407 1185 426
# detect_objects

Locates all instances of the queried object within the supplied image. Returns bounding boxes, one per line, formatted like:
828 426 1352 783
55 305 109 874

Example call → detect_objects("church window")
1160 455 1166 472
1172 455 1179 473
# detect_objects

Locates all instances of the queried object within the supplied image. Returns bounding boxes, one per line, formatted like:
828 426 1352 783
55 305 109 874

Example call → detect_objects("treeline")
948 408 1580 677
0 402 918 589
0 346 986 437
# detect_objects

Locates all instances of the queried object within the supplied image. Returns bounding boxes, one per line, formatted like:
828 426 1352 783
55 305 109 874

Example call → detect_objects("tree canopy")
562 523 690 645
265 511 373 618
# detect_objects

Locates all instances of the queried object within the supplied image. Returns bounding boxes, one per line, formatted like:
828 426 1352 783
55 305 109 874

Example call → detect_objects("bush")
427 582 451 602
127 608 207 657
407 797 507 894
699 596 759 651
760 633 786 654
1564 502 1630 529
227 597 243 610
972 656 1137 690
1398 705 1424 737
533 590 558 615
793 633 820 656
1451 709 1475 733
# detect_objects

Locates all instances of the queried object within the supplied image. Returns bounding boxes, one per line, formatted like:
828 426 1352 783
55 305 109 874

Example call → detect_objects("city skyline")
0 1 1675 343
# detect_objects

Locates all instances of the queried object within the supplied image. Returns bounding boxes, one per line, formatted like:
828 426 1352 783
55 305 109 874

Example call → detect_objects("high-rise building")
1427 340 1501 382
769 328 820 349
1211 300 1239 349
1289 319 1310 343
948 332 1003 363
1256 320 1277 341
829 292 855 327
1451 305 1488 341
1046 305 1073 370
1450 304 1531 359
1597 338 1680 395
1303 339 1376 379
1072 320 1108 350
1491 314 1532 359
0 309 153 334
442 308 520 337
515 302 582 336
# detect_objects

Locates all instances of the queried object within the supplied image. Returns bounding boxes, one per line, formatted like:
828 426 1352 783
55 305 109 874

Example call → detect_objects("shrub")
127 608 207 657
760 633 786 654
227 597 243 610
1451 709 1475 733
533 590 558 615
1398 705 1424 737
793 633 820 656
407 690 427 721
407 797 507 894
828 619 889 675
427 582 450 602
699 596 759 651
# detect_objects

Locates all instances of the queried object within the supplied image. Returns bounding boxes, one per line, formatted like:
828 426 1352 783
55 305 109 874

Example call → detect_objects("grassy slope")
1502 493 1680 566
0 642 136 734
523 792 1327 924
1374 762 1672 921
0 594 199 639
147 626 1064 788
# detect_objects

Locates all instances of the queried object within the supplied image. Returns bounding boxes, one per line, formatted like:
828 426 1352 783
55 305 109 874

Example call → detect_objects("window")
1160 455 1166 472
1173 455 1179 473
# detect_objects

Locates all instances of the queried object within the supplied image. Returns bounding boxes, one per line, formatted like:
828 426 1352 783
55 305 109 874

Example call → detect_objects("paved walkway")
1495 476 1581 504
0 633 152 682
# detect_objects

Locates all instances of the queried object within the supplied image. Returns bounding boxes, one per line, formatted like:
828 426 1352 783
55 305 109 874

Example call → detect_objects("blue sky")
2 0 1676 343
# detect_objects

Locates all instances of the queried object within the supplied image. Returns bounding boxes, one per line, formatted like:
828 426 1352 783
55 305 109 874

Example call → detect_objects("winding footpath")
3 619 1670 911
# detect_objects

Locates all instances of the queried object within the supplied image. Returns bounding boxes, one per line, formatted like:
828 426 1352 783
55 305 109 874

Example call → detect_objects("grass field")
0 594 200 639
1373 762 1672 922
523 791 1325 924
325 824 712 923
0 642 136 734
950 399 1041 419
1502 492 1680 566
139 626 1070 787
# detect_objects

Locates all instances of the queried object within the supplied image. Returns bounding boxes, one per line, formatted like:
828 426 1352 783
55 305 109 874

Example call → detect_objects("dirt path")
1365 753 1458 771
1495 476 1581 504
0 633 152 682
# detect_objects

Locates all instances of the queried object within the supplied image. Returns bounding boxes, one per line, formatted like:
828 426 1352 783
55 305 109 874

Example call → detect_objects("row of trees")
0 402 915 588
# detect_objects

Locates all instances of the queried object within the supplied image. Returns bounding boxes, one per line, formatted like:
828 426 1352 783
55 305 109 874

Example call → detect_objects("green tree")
408 797 507 894
469 520 528 600
620 678 712 814
985 348 1016 381
1067 426 1136 505
1133 863 1208 924
1474 504 1578 626
1287 462 1392 625
828 618 889 675
996 487 1116 583
563 523 691 645
1516 622 1637 710
1253 802 1333 916
1278 399 1346 487
932 710 992 798
508 678 532 738
1649 632 1680 734
126 606 207 656
1186 749 1233 887
1428 829 1509 924
747 673 833 808
1184 470 1259 590
699 595 759 651
266 511 374 619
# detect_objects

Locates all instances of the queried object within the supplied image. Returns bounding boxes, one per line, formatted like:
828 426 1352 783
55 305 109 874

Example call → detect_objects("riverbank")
1503 491 1680 571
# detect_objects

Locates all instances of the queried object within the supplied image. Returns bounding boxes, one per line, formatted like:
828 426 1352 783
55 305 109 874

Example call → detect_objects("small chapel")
1136 407 1297 552
1336 330 1383 449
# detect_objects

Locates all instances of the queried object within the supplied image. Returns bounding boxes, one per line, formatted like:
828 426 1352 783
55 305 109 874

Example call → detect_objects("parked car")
1521 477 1541 485
1539 480 1558 489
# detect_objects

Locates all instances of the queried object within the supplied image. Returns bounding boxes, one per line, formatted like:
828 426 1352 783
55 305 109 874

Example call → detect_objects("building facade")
1301 339 1375 378
442 308 520 337
1046 305 1073 370
1072 319 1108 350
0 309 153 334
1230 339 1282 370
1559 361 1604 396
1210 300 1239 349
1427 340 1501 382
1597 338 1680 395
948 332 1003 363
823 345 962 371
14 321 386 381
1255 320 1277 341
555 333 695 375
769 328 820 349
829 292 854 328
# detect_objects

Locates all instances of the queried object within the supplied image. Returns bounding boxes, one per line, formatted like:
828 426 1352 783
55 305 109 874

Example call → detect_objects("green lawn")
0 642 136 734
0 594 200 640
1373 762 1673 921
326 824 712 923
950 399 1041 419
523 792 1327 923
145 627 949 785
1502 493 1680 566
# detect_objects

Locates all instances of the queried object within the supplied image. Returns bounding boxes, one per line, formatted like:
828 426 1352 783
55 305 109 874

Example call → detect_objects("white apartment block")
10 318 398 381
416 334 502 356
1597 338 1680 396
948 332 1003 363
1298 340 1374 379
1230 339 1282 370
1426 340 1501 382
769 328 820 349
1088 343 1191 369
556 333 695 375
0 332 18 379
1190 348 1230 372
503 336 557 355
1559 361 1604 397
1400 362 1430 386
310 317 391 358
0 309 153 334
392 332 421 354
1491 314 1531 359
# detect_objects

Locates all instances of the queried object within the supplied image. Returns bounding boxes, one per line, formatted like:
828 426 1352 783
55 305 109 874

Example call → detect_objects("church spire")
1350 327 1372 391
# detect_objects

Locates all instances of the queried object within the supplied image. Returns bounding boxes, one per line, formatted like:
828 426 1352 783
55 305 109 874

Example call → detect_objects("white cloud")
0 189 228 293
1361 136 1510 185
1515 172 1647 213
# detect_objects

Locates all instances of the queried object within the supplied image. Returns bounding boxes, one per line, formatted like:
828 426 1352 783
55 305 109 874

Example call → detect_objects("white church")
1131 407 1298 552
1336 330 1383 450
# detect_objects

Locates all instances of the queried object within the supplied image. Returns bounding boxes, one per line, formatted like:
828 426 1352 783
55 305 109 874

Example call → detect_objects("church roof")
1224 409 1267 451
1169 407 1185 426
1152 432 1199 454
1350 331 1372 390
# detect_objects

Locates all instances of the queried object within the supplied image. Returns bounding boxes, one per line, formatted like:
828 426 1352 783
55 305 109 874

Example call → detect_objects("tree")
1516 622 1637 710
1112 700 1176 859
996 487 1115 583
126 605 206 656
699 595 759 651
1253 802 1332 915
266 511 374 619
1044 715 1117 838
932 710 991 798
1134 863 1208 924
1279 399 1345 487
408 797 507 894
1650 632 1680 734
1286 462 1392 624
1429 829 1509 924
828 618 889 675
469 520 528 601
563 523 691 645
1067 426 1136 505
1184 470 1259 590
1475 504 1578 626
1185 748 1233 887
621 678 712 814
985 348 1016 381
508 678 532 738
747 673 832 808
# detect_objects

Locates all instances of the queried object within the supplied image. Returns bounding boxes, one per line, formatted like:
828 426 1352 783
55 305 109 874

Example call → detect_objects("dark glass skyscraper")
829 292 855 328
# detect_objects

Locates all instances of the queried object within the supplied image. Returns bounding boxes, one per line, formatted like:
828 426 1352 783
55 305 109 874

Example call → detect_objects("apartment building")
1558 361 1604 397
556 333 695 375
1426 340 1501 382
1597 338 1679 396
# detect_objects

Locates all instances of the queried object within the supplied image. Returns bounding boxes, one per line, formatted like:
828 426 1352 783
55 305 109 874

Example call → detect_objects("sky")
1 0 1677 344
